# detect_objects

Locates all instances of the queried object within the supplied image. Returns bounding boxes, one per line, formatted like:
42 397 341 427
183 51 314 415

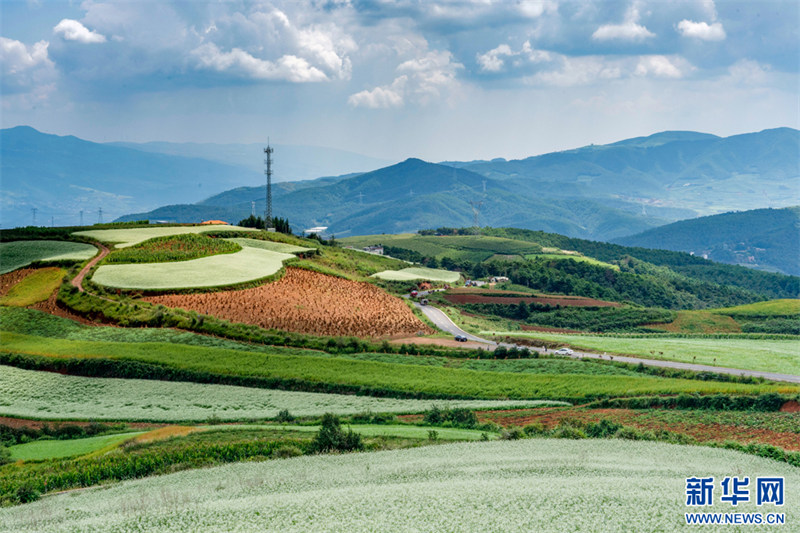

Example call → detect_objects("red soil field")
144 267 434 338
0 268 40 297
444 290 619 308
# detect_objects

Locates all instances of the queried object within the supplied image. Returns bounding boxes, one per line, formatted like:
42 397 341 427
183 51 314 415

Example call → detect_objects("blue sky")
2 0 797 161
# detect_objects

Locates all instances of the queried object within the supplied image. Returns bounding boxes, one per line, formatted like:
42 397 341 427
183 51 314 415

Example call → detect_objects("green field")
2 332 796 402
104 233 241 264
0 365 564 421
2 439 797 532
73 225 258 248
711 299 800 317
0 241 97 274
228 237 315 254
0 268 64 306
343 233 544 262
488 331 800 375
7 432 145 461
372 267 461 283
91 246 294 289
525 253 620 270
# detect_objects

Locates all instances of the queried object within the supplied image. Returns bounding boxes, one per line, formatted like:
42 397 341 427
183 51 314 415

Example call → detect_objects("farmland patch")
372 267 461 283
228 237 315 254
104 233 241 264
0 267 64 307
444 292 620 307
73 225 258 248
92 246 293 289
145 267 433 337
0 240 97 274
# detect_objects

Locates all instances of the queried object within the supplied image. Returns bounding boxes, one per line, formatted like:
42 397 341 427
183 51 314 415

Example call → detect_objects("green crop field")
488 331 800 375
0 267 64 306
712 299 800 317
73 225 258 248
525 253 619 270
228 237 315 254
0 365 563 421
265 423 497 441
7 432 145 461
344 234 544 262
2 333 796 401
0 241 97 274
2 439 797 532
104 233 241 264
372 267 461 282
91 246 294 289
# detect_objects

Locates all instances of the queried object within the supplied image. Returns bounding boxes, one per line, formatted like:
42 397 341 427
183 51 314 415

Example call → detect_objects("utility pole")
264 141 274 230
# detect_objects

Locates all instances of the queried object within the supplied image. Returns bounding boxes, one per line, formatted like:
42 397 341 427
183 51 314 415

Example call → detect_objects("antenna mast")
264 141 274 229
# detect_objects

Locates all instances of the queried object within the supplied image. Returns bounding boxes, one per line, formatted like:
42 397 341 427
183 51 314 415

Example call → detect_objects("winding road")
71 243 109 292
414 302 800 385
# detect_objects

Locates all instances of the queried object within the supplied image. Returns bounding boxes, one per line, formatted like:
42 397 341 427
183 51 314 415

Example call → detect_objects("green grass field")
525 253 620 270
2 333 796 401
372 267 461 283
104 233 241 264
2 439 797 532
711 299 800 317
7 432 145 461
488 331 800 375
228 237 315 254
343 234 544 262
91 246 294 289
73 225 258 248
0 364 565 421
0 268 64 306
647 311 742 334
0 241 97 274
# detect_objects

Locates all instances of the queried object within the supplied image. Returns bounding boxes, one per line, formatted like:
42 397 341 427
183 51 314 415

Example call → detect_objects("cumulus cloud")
53 19 107 43
634 55 685 78
476 41 551 72
592 2 655 42
349 49 462 108
0 37 57 107
525 54 690 86
727 59 770 85
191 42 328 82
676 20 725 41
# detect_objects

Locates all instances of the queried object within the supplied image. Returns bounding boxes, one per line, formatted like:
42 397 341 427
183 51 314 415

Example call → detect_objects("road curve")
71 243 109 292
415 302 800 385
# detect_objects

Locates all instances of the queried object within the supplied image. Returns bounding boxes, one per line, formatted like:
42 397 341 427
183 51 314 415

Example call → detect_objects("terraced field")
2 439 797 532
92 246 294 289
145 267 433 337
228 237 315 254
0 267 64 306
73 225 258 248
372 267 461 283
0 240 97 274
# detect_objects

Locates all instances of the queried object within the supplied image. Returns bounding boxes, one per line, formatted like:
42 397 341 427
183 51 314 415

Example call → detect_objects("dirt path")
71 243 109 292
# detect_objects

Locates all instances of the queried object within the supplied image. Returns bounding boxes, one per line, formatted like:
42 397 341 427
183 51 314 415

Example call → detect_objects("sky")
2 0 798 162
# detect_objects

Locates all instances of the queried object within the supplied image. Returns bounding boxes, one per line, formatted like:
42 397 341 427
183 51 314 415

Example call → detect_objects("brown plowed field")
444 290 619 307
0 268 39 296
144 267 434 338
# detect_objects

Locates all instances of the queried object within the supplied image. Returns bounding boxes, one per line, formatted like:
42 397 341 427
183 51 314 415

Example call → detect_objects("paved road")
415 302 800 384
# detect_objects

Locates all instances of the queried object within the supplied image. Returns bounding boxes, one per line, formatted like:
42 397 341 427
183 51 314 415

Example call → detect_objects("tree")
311 414 363 453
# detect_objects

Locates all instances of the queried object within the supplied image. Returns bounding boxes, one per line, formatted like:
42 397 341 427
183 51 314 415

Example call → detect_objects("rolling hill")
614 207 800 276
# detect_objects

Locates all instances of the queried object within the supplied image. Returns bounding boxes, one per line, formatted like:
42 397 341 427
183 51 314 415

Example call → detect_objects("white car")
554 348 574 355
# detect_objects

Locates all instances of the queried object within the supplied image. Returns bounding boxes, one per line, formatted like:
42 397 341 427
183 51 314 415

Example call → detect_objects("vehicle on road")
420 299 428 305
454 335 468 342
555 348 574 355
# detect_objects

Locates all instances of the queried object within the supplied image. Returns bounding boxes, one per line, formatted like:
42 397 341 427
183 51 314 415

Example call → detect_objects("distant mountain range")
3 126 798 244
0 126 388 228
615 207 800 276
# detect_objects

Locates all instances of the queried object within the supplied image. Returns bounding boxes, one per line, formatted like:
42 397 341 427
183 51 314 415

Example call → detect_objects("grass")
647 310 742 334
7 432 145 461
711 299 800 317
72 225 259 248
487 331 800 375
228 237 315 254
0 268 64 306
104 233 241 264
0 241 97 274
2 439 797 531
2 333 797 402
343 233 544 262
526 253 619 270
372 267 461 283
91 246 294 289
0 364 563 421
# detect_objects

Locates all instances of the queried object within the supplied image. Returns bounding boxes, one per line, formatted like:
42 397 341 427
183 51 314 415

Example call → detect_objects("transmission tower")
31 208 37 226
251 201 256 217
469 200 483 228
79 210 84 226
264 141 274 229
357 192 364 205
98 207 103 224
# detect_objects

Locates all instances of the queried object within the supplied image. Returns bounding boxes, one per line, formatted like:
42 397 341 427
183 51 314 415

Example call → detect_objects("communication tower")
264 142 274 229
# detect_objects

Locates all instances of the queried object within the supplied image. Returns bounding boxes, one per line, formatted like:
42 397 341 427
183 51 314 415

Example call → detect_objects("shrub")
584 419 623 438
271 445 304 459
423 406 478 428
276 409 295 423
0 445 11 466
501 427 524 440
311 414 364 453
523 423 546 436
14 482 41 504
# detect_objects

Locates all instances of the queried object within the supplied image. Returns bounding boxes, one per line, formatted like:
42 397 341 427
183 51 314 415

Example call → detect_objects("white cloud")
0 37 57 107
517 0 559 18
477 41 551 72
634 56 685 78
191 43 328 82
592 2 655 42
527 56 623 86
727 59 770 85
53 19 107 43
349 49 462 108
676 20 726 41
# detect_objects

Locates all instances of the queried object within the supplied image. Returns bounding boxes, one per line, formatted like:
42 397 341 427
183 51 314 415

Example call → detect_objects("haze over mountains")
2 126 798 244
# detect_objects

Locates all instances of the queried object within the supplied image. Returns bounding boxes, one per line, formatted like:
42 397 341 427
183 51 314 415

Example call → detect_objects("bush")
276 409 295 423
0 445 11 466
14 482 41 504
311 414 364 453
271 445 304 459
523 423 547 436
423 406 478 428
501 427 524 440
585 419 623 438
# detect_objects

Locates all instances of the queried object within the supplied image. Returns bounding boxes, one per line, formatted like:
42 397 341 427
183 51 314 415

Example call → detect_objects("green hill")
614 207 800 276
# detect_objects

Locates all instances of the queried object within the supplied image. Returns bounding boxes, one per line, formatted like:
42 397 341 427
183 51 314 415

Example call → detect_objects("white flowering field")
0 365 564 421
372 267 461 282
2 439 797 532
72 225 258 248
